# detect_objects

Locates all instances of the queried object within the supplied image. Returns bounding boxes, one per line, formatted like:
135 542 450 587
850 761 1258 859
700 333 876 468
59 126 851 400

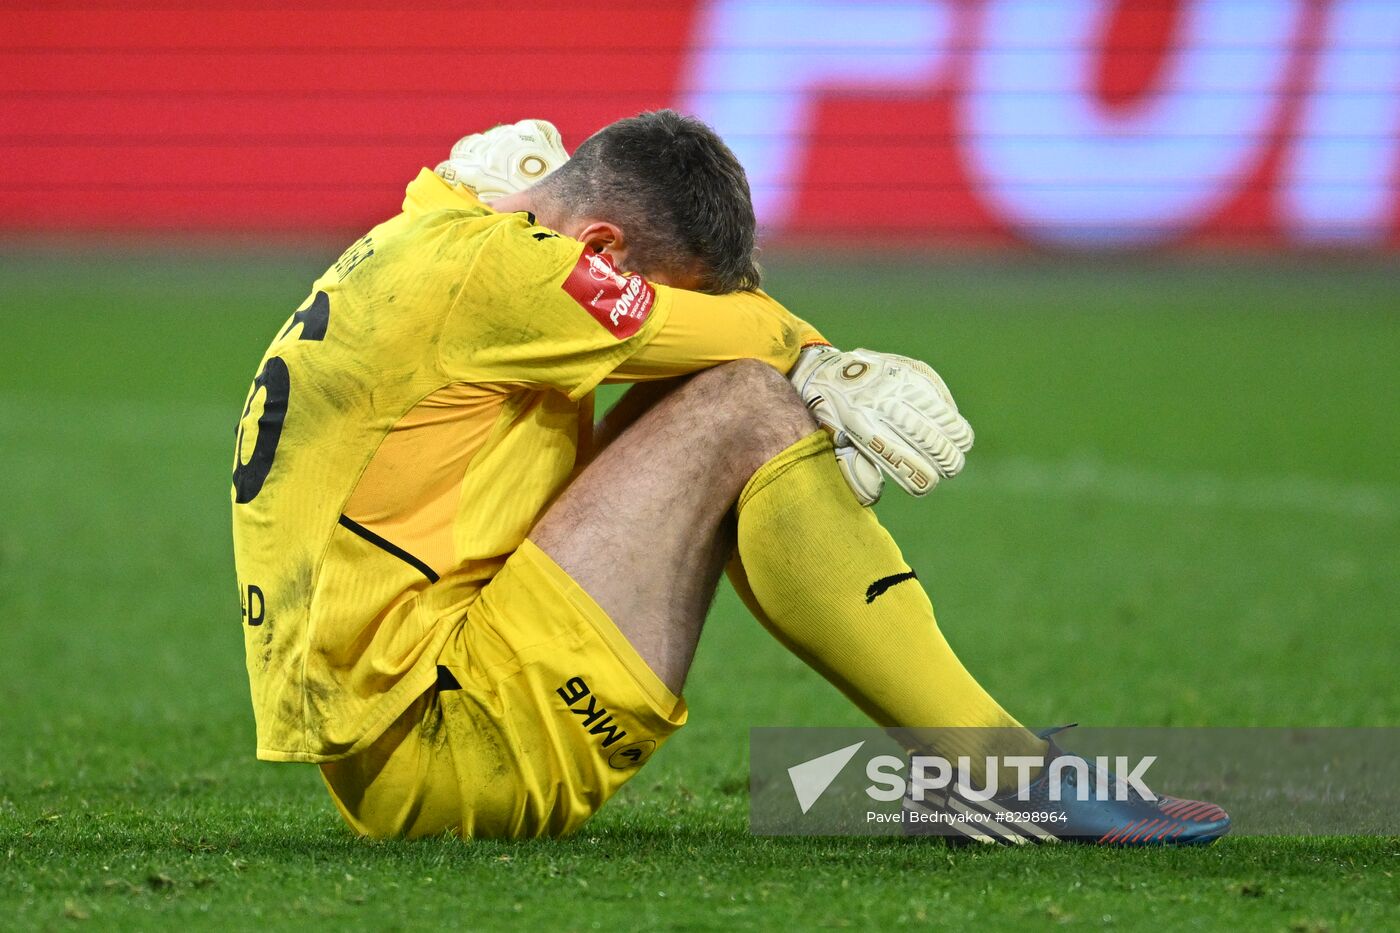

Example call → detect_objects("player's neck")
490 190 535 216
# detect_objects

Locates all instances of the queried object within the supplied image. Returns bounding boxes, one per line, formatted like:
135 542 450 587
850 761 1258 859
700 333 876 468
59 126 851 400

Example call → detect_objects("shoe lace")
1035 723 1154 803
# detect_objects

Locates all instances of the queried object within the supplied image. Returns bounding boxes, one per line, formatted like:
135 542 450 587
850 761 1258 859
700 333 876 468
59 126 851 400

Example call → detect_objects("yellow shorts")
319 539 687 839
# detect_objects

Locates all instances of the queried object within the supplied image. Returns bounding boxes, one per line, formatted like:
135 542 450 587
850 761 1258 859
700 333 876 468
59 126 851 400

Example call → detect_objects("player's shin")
730 430 1045 788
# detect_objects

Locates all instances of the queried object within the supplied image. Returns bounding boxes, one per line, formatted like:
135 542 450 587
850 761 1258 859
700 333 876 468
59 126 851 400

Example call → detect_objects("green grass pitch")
1 249 1396 930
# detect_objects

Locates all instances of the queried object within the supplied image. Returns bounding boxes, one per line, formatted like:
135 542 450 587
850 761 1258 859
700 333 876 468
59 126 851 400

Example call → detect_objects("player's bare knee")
698 359 816 447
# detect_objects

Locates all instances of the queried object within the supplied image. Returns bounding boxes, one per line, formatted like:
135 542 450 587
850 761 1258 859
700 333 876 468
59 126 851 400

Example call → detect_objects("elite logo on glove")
434 119 571 203
790 346 974 506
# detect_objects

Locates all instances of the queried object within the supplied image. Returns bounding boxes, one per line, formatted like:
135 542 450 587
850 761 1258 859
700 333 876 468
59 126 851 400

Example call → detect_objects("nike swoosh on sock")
865 569 917 603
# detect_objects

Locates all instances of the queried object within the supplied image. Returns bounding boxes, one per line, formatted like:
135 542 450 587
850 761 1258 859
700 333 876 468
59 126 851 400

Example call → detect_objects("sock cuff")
738 429 834 512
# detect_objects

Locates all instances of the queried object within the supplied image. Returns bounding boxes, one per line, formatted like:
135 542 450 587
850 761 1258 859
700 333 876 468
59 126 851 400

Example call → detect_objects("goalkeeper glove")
790 346 974 505
434 119 570 203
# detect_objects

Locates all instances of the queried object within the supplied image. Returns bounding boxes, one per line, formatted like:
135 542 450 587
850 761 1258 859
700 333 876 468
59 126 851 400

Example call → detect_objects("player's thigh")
530 360 815 688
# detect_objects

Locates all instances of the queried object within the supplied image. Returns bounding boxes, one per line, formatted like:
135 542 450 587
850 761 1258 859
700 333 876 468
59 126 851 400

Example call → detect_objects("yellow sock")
732 431 1045 778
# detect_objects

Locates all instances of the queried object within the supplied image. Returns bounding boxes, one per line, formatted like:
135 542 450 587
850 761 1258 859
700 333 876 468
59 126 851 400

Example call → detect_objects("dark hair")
536 110 761 293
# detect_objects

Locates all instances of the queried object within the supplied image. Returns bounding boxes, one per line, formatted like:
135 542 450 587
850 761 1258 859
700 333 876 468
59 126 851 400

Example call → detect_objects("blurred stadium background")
2 1 1397 929
6 0 1399 244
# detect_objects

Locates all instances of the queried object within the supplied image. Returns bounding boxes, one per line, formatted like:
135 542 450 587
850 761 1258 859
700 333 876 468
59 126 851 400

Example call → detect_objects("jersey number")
232 291 330 504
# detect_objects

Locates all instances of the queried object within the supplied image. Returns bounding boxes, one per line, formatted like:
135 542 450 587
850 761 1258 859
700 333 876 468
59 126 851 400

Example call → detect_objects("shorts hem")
254 660 442 764
517 538 685 724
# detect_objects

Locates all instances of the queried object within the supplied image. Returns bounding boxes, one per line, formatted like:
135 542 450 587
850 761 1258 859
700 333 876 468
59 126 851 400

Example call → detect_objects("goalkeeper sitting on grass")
230 111 1228 845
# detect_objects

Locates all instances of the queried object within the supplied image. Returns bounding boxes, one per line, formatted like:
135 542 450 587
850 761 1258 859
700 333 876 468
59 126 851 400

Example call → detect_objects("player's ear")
575 220 626 259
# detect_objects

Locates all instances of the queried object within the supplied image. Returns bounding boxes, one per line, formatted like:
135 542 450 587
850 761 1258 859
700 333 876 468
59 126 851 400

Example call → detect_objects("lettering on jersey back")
560 250 655 340
334 235 375 282
239 581 264 626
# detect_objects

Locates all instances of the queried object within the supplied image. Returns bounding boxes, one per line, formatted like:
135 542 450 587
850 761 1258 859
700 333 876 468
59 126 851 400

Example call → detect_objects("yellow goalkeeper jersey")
232 170 823 762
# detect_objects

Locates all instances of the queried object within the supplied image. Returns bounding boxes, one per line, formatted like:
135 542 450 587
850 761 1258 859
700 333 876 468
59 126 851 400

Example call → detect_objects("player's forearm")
609 288 826 382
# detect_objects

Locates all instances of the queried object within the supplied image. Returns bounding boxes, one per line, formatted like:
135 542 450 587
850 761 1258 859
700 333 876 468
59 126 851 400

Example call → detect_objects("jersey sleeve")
436 217 673 400
606 285 827 382
436 211 826 396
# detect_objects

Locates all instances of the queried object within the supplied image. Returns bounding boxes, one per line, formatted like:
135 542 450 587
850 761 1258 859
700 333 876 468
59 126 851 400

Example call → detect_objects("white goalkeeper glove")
790 346 974 505
434 119 570 203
